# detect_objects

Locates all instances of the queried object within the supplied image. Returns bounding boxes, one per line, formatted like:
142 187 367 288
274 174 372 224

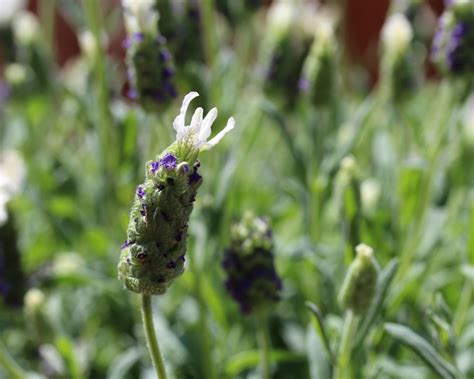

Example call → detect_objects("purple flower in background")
222 214 282 315
431 4 474 75
298 77 310 92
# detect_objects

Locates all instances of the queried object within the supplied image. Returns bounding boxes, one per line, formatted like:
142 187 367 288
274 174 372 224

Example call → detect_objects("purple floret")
298 77 310 92
127 88 138 100
150 161 160 173
159 50 172 62
137 185 145 199
160 153 177 170
189 170 202 184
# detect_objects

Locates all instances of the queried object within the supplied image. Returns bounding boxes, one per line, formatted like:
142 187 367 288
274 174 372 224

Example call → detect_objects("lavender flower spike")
118 92 236 295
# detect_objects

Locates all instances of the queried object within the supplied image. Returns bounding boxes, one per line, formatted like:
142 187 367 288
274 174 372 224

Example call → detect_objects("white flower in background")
361 178 381 215
24 288 45 314
340 155 357 176
79 30 107 61
12 10 40 45
173 92 235 151
381 13 413 55
53 252 85 276
5 63 28 85
0 149 26 225
121 0 157 34
267 0 296 37
0 0 25 27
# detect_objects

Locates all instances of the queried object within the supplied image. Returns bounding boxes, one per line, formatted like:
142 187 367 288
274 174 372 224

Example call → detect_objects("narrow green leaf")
384 323 457 379
305 301 334 363
201 275 228 330
468 197 474 265
55 336 84 379
355 258 398 346
225 349 305 377
106 347 143 379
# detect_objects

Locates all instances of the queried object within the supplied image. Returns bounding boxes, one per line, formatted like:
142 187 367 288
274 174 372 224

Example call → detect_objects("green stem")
199 0 217 68
453 280 473 336
39 0 56 59
141 295 167 379
190 255 215 379
0 341 28 379
82 0 117 177
256 314 271 379
333 310 358 379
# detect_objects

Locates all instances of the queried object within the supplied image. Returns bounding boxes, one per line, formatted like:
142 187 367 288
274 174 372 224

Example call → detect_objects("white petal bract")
173 92 235 151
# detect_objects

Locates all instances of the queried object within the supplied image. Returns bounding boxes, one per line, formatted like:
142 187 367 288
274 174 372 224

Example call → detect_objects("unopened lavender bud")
156 0 205 65
360 178 381 216
263 1 313 102
222 213 282 315
5 63 28 86
380 13 420 101
299 20 337 106
79 30 107 63
24 288 45 315
337 155 358 187
338 243 380 314
122 0 177 111
431 1 474 76
12 10 40 46
119 92 235 295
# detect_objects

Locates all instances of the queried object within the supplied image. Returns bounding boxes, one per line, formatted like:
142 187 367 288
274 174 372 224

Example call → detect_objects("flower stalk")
256 313 271 379
0 341 27 379
141 295 167 379
333 310 358 379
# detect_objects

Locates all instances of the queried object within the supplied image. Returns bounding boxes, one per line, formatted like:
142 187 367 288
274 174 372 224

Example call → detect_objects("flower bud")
122 0 177 111
263 1 313 104
338 244 380 314
12 10 40 46
431 0 474 76
156 0 205 65
360 178 381 217
0 149 25 225
222 213 282 315
0 212 25 307
380 13 420 101
299 19 337 107
79 30 107 62
0 0 25 27
24 288 45 315
4 63 28 86
118 92 235 295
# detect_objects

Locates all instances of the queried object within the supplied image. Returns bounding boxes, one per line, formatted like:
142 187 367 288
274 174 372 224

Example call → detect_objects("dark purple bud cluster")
126 32 178 112
299 32 337 107
0 214 25 307
265 33 312 107
155 0 205 65
431 1 474 75
222 214 282 315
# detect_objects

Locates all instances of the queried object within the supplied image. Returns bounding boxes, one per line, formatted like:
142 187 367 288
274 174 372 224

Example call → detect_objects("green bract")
338 243 380 314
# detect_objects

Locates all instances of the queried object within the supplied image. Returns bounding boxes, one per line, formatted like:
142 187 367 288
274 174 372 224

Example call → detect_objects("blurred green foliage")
0 0 473 378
